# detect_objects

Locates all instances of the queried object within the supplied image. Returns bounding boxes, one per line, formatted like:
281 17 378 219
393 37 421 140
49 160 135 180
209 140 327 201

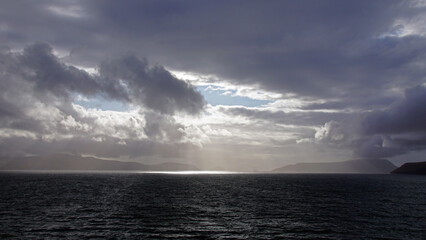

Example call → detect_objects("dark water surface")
0 173 425 239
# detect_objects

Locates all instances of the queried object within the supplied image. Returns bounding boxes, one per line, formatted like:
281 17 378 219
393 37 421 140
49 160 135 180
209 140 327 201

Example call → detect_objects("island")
391 161 426 175
272 159 397 174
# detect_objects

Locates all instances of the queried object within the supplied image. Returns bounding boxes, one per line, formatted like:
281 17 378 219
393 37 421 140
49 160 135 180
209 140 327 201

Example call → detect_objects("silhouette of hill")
273 159 397 173
391 161 426 175
0 153 199 171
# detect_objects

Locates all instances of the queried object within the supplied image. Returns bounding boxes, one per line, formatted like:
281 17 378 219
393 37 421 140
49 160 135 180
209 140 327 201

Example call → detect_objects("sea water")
0 173 425 239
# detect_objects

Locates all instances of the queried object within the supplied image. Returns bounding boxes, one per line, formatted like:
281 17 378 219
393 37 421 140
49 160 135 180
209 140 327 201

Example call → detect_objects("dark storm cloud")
0 47 50 133
353 135 409 159
0 42 204 158
2 0 425 103
317 85 426 158
20 43 100 98
99 56 205 115
1 43 204 115
362 85 426 135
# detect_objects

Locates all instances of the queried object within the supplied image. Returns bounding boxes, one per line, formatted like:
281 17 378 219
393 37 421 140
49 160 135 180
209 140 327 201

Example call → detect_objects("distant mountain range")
272 159 397 174
0 153 199 171
3 154 423 174
391 161 426 175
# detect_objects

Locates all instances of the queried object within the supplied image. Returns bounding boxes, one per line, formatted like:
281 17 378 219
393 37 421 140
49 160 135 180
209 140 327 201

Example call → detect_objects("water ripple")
0 173 425 239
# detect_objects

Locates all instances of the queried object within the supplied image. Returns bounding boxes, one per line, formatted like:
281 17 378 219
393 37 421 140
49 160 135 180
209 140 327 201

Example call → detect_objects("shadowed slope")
273 159 397 173
0 153 199 171
391 161 426 175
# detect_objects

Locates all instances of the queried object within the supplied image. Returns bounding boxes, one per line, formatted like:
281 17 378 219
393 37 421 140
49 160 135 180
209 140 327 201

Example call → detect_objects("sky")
0 0 426 171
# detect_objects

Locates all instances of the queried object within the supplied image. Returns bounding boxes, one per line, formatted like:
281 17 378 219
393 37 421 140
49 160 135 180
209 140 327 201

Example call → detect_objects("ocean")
0 173 425 239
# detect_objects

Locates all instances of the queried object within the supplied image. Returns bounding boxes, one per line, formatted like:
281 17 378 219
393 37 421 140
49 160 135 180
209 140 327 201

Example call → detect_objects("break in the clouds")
18 43 205 115
0 43 205 159
0 0 426 170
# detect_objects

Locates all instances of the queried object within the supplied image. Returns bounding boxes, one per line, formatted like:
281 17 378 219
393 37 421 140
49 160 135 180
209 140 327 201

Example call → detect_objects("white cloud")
170 69 282 101
47 5 87 19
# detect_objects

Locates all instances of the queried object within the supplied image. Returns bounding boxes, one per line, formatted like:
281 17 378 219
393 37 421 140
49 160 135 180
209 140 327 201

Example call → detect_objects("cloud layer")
0 1 425 169
0 43 205 159
315 85 426 158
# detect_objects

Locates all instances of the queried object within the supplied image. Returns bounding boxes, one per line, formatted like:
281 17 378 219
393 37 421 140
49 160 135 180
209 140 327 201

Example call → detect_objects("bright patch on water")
139 171 241 174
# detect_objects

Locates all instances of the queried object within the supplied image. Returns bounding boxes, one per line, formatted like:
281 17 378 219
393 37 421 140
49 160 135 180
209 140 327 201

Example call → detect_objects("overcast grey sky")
0 0 425 170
